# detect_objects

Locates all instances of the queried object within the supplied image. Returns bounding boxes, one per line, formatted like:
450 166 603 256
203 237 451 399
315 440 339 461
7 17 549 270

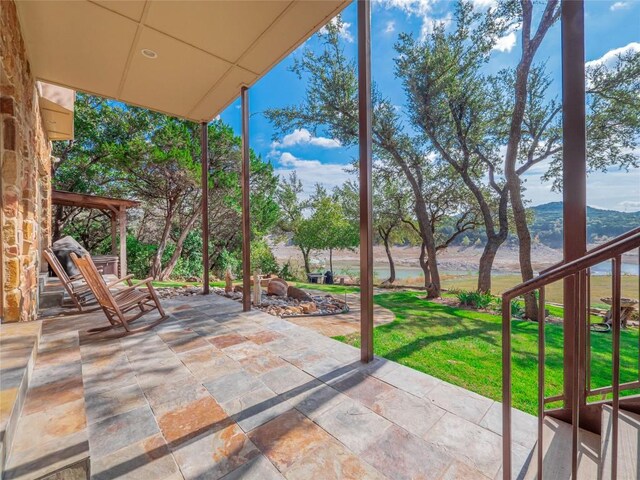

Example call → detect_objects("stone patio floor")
6 293 537 479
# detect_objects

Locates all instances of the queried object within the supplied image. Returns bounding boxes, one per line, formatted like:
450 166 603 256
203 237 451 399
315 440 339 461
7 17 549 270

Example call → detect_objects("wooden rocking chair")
70 253 167 333
44 247 96 311
44 247 134 311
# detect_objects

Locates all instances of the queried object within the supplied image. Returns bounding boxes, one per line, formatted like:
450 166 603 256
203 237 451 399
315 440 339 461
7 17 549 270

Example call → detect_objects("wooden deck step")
0 322 41 476
3 330 89 480
600 404 640 480
523 415 601 479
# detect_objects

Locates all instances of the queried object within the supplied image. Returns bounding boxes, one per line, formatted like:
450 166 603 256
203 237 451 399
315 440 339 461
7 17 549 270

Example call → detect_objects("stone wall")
1 0 52 322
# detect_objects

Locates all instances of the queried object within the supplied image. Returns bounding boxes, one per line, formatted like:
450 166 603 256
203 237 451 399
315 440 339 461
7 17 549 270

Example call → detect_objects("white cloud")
275 152 354 197
619 200 640 211
271 129 341 152
385 20 396 33
610 2 631 11
320 17 354 43
586 42 640 69
419 12 452 40
375 0 433 16
374 0 443 41
471 0 497 8
493 31 517 53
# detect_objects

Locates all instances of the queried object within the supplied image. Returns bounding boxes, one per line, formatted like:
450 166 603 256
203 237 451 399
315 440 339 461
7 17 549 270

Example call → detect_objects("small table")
601 297 638 328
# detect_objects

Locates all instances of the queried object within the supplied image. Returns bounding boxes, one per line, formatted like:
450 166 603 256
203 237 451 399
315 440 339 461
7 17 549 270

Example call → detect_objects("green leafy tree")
334 176 418 285
52 95 280 281
398 0 638 317
295 194 359 274
265 18 477 297
274 172 314 273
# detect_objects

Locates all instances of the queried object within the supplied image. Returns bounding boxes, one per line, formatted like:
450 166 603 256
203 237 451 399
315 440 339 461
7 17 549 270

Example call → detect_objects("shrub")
250 239 279 275
163 231 203 280
495 297 526 318
277 261 300 281
456 290 494 309
125 236 157 279
219 248 241 277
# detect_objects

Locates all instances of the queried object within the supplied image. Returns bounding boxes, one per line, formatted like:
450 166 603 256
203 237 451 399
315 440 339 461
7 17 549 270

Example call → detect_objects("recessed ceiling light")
141 48 158 59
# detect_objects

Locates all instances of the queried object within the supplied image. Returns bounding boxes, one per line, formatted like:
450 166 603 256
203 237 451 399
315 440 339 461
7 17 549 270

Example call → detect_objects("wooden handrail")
538 226 640 275
502 227 640 479
502 229 640 301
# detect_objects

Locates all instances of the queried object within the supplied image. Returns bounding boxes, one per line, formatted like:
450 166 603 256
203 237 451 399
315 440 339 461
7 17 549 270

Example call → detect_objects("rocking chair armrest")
112 277 154 296
106 274 135 288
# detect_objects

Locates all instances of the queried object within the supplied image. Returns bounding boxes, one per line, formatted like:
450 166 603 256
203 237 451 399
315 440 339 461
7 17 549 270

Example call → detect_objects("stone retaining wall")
1 0 52 322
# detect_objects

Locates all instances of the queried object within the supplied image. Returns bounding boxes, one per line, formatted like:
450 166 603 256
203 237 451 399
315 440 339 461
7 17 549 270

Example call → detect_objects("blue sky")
219 0 640 212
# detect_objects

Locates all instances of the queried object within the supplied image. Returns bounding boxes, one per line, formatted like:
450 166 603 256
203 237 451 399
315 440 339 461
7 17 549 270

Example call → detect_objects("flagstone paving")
4 293 537 479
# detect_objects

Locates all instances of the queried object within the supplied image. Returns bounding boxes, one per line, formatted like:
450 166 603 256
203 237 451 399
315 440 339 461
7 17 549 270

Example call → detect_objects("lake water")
331 262 639 280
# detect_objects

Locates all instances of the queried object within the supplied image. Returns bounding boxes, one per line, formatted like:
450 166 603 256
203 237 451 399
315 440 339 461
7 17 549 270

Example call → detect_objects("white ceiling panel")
144 1 291 66
16 0 349 122
120 28 231 119
17 0 138 98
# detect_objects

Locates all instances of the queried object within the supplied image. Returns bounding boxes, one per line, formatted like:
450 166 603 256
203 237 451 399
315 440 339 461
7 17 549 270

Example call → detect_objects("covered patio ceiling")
16 0 349 122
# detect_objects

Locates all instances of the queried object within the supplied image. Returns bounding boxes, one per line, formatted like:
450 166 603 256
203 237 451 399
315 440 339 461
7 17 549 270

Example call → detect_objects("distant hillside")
530 202 640 248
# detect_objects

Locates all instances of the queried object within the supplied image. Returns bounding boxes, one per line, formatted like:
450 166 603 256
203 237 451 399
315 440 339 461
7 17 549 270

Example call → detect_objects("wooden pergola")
51 190 139 276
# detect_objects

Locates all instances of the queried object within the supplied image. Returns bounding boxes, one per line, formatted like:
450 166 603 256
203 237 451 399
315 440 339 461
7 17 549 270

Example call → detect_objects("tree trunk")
52 206 64 242
149 207 174 279
510 181 538 318
301 248 311 274
381 230 396 285
454 169 509 295
419 242 432 290
478 237 501 292
415 201 440 298
158 209 200 281
391 152 441 297
502 1 559 318
329 248 333 274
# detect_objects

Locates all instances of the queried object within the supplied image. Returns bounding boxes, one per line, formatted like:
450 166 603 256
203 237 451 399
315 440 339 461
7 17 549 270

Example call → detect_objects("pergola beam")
241 86 251 312
51 190 136 277
201 121 210 295
358 0 374 363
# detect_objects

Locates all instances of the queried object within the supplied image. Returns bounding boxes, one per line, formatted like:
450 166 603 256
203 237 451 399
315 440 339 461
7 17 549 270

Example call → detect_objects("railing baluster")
611 256 621 480
571 272 580 479
499 232 640 478
537 287 545 479
502 297 512 480
586 268 591 396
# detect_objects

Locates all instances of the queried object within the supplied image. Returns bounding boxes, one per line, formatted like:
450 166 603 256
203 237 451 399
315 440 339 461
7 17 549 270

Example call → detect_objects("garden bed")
211 287 349 318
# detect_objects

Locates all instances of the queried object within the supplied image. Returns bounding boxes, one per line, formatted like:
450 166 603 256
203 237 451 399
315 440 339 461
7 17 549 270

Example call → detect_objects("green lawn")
443 274 639 309
148 279 359 293
335 291 639 415
290 282 360 294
